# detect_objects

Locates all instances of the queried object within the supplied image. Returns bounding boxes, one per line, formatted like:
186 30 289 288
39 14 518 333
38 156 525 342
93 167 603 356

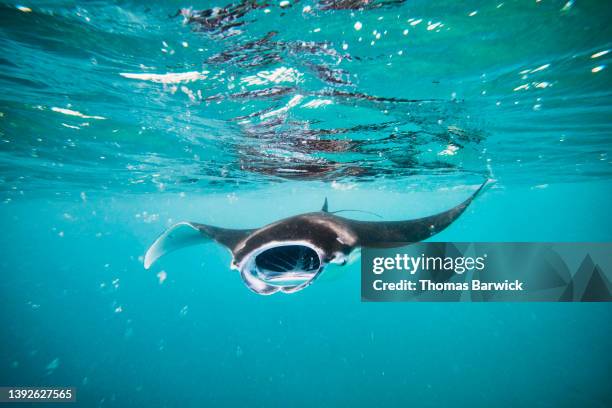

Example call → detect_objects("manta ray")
144 180 489 294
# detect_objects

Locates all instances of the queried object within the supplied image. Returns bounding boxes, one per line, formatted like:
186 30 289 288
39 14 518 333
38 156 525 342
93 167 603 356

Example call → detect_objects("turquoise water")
1 1 611 406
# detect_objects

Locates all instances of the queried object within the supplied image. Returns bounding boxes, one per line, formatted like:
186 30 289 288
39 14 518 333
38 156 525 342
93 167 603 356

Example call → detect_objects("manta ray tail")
144 222 253 269
321 197 329 212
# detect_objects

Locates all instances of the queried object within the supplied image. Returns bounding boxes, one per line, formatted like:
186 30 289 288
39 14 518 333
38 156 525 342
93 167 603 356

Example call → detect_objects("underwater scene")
0 0 611 406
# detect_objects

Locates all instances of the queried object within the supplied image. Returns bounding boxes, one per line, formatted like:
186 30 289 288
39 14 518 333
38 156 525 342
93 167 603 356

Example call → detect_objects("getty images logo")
371 253 487 275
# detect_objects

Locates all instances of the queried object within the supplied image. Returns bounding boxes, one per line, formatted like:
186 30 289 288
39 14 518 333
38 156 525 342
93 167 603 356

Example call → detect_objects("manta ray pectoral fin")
144 222 255 269
343 179 491 246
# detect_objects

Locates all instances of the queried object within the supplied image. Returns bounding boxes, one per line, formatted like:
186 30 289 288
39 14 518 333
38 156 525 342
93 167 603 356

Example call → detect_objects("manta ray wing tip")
143 250 154 269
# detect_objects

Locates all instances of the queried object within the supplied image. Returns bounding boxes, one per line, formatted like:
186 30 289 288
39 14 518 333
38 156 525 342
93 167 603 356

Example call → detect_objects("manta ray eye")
252 245 322 286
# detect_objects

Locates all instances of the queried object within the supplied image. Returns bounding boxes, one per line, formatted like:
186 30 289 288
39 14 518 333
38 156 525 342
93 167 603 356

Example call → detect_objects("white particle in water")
157 270 167 285
561 0 573 11
45 358 60 373
439 145 459 156
342 43 348 50
410 19 422 26
16 5 31 12
181 41 188 47
592 65 605 73
469 11 478 16
530 64 550 73
354 21 362 31
280 0 290 7
591 50 609 59
403 29 409 35
302 5 311 13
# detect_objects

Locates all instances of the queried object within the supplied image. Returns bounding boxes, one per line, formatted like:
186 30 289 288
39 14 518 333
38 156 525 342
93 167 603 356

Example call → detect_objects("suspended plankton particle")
52 107 106 120
342 43 348 50
302 5 311 13
402 29 409 35
410 19 422 26
119 71 207 84
354 21 362 31
45 358 60 373
157 270 167 284
530 64 550 73
591 50 609 59
181 41 188 47
16 5 31 12
279 0 290 7
439 145 459 156
468 10 478 16
513 84 529 91
592 65 605 73
561 0 573 11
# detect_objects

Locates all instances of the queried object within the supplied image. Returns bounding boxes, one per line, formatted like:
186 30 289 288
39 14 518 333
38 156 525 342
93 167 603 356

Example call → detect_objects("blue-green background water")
1 0 611 406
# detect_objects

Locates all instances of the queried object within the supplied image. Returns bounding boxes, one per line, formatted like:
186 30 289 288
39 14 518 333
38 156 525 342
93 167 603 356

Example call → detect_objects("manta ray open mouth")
255 245 321 281
240 242 326 294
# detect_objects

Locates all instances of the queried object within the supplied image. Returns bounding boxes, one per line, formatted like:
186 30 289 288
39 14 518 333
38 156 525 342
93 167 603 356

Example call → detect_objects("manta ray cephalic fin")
144 222 254 269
